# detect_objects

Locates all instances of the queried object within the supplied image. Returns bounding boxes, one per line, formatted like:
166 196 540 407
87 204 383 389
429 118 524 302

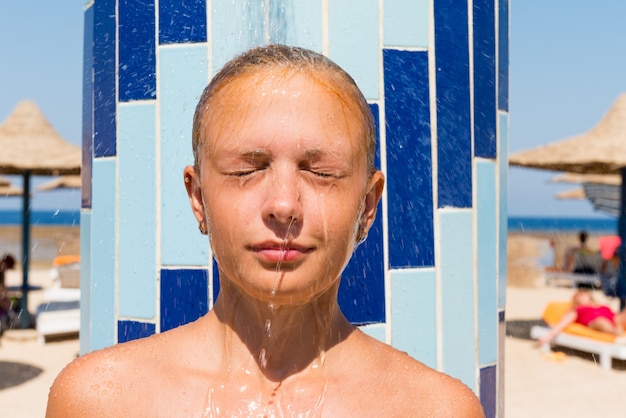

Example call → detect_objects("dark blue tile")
473 0 496 158
383 49 435 268
339 103 385 324
340 213 385 324
117 320 156 343
119 0 156 102
159 0 207 44
480 365 497 418
212 260 220 304
498 0 509 111
93 0 117 157
160 268 209 332
82 5 94 208
434 0 472 208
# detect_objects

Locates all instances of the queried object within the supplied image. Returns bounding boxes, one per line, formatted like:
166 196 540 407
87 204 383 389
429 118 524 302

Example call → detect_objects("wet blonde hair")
191 44 376 175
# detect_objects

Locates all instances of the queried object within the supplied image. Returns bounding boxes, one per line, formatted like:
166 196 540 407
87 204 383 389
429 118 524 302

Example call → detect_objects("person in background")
0 253 16 333
563 230 602 278
46 44 484 417
538 289 626 345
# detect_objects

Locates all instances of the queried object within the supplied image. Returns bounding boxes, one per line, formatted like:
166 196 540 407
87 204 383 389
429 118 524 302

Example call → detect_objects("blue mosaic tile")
498 113 509 308
340 213 384 324
440 210 476 390
90 159 117 350
473 0 496 158
391 269 437 369
93 0 116 158
118 320 156 343
82 4 94 209
329 0 379 100
434 0 472 208
498 0 509 111
79 211 92 355
383 0 429 48
383 48 434 268
118 104 157 319
480 365 497 418
338 103 384 325
159 46 209 266
159 0 207 44
359 323 386 343
161 269 209 332
290 1 323 51
119 0 156 102
212 260 220 306
497 309 505 418
477 162 497 364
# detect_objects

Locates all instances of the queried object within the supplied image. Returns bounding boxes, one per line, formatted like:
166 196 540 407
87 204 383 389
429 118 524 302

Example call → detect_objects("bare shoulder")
346 332 485 417
46 331 175 417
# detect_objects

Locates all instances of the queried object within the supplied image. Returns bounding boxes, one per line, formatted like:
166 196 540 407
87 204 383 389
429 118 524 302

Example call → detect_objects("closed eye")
305 169 333 178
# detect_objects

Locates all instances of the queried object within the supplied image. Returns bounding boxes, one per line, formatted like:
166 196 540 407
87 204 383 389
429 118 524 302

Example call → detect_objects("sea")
0 209 80 226
508 216 618 234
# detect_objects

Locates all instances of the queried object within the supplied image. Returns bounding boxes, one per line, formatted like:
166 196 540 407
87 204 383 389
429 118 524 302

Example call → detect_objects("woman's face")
186 68 383 306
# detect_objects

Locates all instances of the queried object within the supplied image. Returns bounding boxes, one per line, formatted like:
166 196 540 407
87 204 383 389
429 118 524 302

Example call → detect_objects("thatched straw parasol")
555 188 585 200
510 93 626 307
510 93 626 174
0 100 81 328
551 173 621 186
0 183 23 197
36 175 81 192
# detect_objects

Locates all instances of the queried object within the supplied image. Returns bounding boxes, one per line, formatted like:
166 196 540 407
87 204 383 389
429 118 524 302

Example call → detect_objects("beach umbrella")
555 188 586 200
0 100 81 328
36 175 81 192
550 173 622 216
510 93 626 307
0 176 23 196
0 184 23 197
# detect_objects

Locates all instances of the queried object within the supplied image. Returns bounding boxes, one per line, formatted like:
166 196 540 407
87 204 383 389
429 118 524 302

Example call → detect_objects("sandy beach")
1 226 626 417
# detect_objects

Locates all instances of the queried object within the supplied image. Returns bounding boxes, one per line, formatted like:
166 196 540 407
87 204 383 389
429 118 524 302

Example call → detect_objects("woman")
47 45 484 417
538 289 626 345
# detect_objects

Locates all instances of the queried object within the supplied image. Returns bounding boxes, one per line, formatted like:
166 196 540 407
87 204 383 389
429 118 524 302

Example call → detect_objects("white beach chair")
35 257 80 344
530 301 626 370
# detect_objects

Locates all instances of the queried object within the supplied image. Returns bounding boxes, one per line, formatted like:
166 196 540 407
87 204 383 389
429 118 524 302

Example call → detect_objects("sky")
1 1 625 218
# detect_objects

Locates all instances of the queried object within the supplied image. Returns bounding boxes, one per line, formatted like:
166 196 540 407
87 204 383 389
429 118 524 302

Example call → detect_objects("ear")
184 165 206 224
359 170 385 233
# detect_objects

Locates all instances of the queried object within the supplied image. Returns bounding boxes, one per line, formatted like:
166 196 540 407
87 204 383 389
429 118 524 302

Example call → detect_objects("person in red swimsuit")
538 290 626 345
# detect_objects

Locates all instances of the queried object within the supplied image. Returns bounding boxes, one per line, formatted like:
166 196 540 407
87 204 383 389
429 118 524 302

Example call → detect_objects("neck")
211 279 354 382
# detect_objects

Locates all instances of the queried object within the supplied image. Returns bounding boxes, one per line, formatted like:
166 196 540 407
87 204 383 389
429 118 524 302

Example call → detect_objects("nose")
263 165 302 225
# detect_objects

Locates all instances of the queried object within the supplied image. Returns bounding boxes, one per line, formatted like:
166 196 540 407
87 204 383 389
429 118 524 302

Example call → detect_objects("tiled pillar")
82 1 508 416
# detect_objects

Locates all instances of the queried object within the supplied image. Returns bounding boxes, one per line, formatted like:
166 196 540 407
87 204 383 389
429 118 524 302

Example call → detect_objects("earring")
356 228 368 245
184 176 191 184
199 221 208 235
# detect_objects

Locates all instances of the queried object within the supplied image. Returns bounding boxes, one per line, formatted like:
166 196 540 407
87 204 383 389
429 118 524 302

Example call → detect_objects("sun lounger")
35 257 81 344
543 270 601 288
530 301 626 370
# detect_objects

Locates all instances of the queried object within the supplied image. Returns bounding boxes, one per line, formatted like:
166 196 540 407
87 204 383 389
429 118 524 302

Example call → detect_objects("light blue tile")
90 158 117 350
359 323 386 343
211 1 260 72
384 0 429 48
79 210 92 356
391 268 437 369
328 0 379 100
439 210 476 390
118 103 157 318
159 46 210 266
291 1 323 51
477 161 497 364
498 112 509 308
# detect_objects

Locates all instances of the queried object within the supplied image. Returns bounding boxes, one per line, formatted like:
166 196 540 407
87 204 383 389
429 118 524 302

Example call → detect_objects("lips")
249 241 313 263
